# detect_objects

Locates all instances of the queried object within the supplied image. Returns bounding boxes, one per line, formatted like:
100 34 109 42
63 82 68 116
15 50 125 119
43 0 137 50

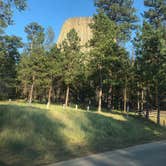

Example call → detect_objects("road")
48 141 166 166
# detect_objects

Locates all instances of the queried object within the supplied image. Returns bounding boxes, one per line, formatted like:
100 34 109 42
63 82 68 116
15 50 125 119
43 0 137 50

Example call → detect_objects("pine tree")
94 0 138 41
89 12 119 112
0 35 23 99
25 22 45 50
142 0 166 124
0 0 27 33
144 0 166 28
22 22 45 103
45 45 61 108
60 29 82 107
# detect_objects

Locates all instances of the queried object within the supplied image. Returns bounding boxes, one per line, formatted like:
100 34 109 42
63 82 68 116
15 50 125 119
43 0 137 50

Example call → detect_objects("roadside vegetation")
0 102 166 166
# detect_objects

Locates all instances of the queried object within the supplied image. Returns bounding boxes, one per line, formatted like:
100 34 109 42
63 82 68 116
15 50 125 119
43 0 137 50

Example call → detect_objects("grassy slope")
0 102 166 166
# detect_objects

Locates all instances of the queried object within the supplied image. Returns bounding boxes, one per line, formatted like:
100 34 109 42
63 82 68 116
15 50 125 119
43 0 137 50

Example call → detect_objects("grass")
0 101 166 166
149 112 166 126
150 116 166 126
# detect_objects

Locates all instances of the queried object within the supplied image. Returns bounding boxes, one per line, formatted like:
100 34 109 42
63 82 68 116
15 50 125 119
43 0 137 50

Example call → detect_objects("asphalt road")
48 141 166 166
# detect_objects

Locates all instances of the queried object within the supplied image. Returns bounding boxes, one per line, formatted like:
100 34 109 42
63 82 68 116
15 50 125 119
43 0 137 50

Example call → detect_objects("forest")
0 0 166 125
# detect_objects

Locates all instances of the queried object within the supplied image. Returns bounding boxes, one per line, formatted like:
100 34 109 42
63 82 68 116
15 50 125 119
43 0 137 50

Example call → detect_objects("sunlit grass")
98 112 128 121
0 101 166 166
150 116 166 126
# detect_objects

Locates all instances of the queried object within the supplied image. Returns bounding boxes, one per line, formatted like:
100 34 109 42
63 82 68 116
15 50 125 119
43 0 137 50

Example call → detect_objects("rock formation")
57 17 93 49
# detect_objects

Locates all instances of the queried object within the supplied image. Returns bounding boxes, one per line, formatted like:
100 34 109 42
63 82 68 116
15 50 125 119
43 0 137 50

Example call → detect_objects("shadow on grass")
0 104 77 166
0 104 165 166
69 111 165 152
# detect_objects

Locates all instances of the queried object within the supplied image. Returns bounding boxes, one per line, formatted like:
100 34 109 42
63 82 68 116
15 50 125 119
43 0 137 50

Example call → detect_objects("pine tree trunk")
146 106 149 119
145 87 149 120
29 75 35 104
23 82 27 98
137 90 141 115
47 84 52 109
123 78 127 112
157 105 160 125
65 85 70 107
98 66 102 112
107 86 112 110
124 87 127 112
98 88 102 112
48 85 52 104
155 81 160 125
141 88 144 112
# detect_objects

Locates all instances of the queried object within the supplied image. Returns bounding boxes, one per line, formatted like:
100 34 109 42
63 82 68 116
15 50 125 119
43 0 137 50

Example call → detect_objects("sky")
5 0 146 45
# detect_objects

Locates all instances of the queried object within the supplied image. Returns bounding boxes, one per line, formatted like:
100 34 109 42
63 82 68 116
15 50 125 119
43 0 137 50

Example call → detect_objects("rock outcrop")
57 17 93 48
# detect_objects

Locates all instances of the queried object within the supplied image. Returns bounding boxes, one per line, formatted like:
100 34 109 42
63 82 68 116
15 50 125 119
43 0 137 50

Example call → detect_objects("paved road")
48 141 166 166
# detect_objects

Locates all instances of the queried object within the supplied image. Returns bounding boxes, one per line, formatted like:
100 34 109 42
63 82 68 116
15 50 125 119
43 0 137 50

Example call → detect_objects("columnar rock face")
57 17 92 48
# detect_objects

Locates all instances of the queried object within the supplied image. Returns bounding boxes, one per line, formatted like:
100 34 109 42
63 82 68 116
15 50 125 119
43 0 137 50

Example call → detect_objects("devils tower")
57 17 92 48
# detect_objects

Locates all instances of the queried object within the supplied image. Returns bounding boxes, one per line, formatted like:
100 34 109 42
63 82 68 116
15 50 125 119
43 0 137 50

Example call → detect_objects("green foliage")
95 0 138 41
144 0 166 28
24 22 45 49
89 12 131 109
0 0 27 33
0 35 23 99
17 23 49 102
43 44 62 92
17 48 48 99
61 29 83 86
133 0 166 111
89 12 118 83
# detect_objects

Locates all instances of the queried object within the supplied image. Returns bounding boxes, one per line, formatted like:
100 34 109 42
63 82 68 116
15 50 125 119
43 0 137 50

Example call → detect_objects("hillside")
0 102 166 166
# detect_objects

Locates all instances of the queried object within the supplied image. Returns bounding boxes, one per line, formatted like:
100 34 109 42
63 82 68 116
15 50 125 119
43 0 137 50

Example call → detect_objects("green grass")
0 101 166 166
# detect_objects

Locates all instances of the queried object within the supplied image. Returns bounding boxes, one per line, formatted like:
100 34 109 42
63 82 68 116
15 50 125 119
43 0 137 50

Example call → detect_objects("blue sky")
6 0 145 44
